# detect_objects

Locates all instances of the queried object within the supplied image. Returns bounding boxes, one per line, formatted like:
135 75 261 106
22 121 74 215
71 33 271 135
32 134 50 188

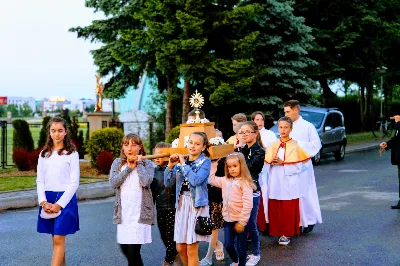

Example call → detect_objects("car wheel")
312 151 321 165
334 144 345 161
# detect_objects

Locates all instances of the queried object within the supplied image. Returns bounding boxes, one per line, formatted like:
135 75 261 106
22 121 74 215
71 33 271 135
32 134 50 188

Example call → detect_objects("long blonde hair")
224 152 256 190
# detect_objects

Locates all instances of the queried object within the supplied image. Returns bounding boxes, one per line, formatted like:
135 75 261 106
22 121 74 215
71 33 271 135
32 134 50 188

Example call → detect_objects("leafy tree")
19 102 33 117
295 0 400 129
70 0 146 100
238 0 317 109
7 104 19 117
0 105 5 117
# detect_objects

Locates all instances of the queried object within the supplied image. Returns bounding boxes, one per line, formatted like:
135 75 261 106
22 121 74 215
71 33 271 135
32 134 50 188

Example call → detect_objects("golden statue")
94 73 104 112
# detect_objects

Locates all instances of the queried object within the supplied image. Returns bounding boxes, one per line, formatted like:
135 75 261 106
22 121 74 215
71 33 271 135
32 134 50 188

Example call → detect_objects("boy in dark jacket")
151 142 181 266
380 115 400 209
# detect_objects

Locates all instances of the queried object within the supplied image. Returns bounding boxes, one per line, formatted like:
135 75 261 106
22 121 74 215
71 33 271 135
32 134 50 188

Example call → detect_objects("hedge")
86 127 124 168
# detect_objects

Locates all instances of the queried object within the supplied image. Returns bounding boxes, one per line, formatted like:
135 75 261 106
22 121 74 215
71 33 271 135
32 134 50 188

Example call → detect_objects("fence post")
1 121 7 169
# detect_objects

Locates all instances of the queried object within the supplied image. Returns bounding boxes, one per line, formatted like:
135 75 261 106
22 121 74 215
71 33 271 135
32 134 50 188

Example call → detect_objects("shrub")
96 150 114 175
38 116 51 148
13 148 31 171
86 127 124 168
12 119 34 152
165 125 180 143
29 149 42 172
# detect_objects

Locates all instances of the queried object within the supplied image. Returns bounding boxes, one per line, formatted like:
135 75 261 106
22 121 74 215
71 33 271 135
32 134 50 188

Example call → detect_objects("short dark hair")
188 109 205 119
278 116 293 128
283 100 300 110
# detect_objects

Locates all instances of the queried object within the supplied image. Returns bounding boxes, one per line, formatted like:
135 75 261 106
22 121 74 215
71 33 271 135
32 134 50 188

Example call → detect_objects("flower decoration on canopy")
186 118 210 124
172 138 179 148
209 137 225 146
171 136 190 148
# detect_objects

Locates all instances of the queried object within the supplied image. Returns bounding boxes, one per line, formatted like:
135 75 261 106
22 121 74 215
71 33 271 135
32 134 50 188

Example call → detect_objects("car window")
324 114 333 129
332 113 343 128
300 111 325 129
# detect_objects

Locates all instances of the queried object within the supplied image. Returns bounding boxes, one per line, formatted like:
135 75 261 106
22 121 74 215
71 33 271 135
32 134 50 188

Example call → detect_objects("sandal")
214 240 225 261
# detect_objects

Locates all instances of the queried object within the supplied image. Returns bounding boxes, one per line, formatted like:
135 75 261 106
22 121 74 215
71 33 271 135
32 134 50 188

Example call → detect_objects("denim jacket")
164 153 211 208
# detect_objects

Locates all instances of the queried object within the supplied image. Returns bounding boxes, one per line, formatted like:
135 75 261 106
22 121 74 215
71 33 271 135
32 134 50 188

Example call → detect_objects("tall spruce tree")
243 0 317 108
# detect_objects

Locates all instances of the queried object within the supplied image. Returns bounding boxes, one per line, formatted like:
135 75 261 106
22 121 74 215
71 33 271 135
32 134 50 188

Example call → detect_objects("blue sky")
0 0 104 100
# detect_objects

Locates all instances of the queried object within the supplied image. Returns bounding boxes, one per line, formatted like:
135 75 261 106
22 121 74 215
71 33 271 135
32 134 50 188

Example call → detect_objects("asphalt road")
1 149 400 266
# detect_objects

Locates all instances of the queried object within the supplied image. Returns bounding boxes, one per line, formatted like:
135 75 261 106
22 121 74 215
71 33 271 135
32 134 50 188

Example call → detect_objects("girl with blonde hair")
208 153 255 266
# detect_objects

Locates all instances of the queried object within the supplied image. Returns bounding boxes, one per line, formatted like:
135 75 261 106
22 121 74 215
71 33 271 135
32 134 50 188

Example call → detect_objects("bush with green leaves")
38 116 51 148
165 125 180 143
86 127 124 168
12 119 34 152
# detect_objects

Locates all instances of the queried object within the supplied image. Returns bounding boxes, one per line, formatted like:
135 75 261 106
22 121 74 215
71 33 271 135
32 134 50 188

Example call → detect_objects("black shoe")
302 224 315 235
391 200 400 209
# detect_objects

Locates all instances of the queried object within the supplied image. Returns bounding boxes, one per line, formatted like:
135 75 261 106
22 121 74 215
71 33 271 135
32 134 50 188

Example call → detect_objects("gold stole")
265 138 311 164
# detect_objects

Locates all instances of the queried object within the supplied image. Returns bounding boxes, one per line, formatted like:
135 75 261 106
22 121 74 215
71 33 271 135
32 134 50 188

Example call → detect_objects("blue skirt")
37 191 80 236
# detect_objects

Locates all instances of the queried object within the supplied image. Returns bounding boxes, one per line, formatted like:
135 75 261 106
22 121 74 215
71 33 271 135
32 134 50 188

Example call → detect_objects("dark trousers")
120 244 143 266
157 208 178 264
397 165 400 200
245 196 260 255
224 222 248 266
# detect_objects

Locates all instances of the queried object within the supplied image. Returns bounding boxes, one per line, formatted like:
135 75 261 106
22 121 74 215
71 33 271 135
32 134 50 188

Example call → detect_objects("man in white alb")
283 100 322 234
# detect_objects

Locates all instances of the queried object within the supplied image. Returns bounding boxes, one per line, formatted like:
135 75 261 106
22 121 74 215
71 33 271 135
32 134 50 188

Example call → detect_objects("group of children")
36 107 313 266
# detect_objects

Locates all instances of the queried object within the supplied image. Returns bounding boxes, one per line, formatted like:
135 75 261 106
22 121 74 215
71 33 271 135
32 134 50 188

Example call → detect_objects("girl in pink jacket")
209 152 255 266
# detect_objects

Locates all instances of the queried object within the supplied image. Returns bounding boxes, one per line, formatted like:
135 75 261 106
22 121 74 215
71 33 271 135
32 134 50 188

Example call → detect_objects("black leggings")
120 244 143 266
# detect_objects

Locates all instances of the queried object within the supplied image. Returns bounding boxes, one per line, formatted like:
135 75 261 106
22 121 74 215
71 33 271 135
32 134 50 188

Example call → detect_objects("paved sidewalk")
346 140 381 154
0 181 114 211
0 140 384 212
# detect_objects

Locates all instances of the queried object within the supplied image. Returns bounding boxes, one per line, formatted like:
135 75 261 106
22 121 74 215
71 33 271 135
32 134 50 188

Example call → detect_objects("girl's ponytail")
203 141 211 158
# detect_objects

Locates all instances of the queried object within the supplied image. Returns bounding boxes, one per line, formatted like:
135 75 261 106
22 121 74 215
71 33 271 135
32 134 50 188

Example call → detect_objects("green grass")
0 176 105 192
347 132 385 145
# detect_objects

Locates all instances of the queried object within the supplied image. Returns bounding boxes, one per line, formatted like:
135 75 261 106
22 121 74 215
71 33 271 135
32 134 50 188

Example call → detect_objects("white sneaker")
245 254 261 266
199 257 213 266
230 263 239 266
278 235 290 245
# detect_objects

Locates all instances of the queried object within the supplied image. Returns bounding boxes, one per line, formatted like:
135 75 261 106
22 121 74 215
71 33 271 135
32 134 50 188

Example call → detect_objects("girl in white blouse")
36 117 80 266
109 133 155 266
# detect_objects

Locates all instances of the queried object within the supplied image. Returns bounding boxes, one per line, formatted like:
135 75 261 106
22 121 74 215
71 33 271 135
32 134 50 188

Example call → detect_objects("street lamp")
377 66 388 118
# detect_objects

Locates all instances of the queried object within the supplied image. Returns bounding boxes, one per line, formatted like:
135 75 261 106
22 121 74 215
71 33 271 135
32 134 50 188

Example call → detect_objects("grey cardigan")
109 158 155 225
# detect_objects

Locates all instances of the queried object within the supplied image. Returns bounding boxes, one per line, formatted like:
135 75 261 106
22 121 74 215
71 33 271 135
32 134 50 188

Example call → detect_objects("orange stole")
265 138 311 164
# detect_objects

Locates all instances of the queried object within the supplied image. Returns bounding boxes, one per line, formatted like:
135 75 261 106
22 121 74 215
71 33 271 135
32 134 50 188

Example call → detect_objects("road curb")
346 143 380 155
0 181 114 211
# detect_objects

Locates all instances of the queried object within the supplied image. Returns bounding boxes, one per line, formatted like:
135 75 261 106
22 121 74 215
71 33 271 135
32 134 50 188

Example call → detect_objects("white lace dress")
117 166 152 244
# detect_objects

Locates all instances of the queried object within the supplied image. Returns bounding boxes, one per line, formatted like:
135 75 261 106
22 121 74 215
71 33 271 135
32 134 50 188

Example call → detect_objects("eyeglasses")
238 131 256 135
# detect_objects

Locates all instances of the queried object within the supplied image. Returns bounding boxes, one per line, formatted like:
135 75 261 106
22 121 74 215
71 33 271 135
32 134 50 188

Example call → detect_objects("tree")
240 0 317 109
295 0 400 129
70 0 147 100
19 102 33 117
7 104 19 117
0 105 5 117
